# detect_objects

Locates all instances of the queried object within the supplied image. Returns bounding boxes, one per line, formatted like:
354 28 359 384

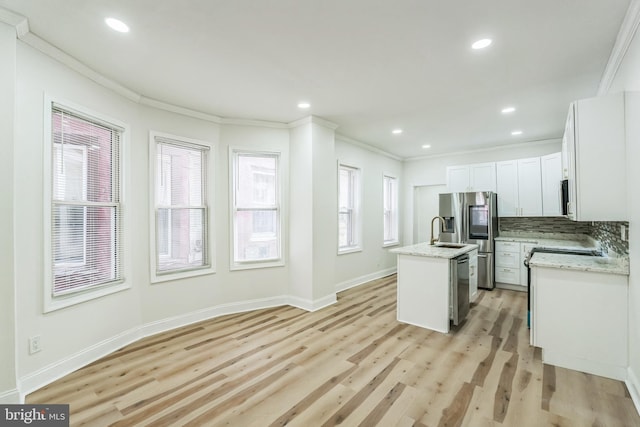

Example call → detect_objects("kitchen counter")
529 252 629 276
495 233 596 249
390 242 478 259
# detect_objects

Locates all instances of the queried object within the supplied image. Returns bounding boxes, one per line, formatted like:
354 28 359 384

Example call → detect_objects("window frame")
337 163 362 254
43 95 130 313
229 148 284 270
383 173 399 247
149 131 216 283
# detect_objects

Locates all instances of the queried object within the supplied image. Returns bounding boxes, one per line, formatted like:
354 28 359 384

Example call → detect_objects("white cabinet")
563 93 629 221
446 163 496 192
496 158 542 217
531 266 628 380
540 152 562 216
469 249 478 302
495 241 522 286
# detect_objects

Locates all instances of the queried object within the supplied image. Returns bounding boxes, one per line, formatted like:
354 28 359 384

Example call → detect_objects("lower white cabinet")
531 266 628 380
495 241 523 286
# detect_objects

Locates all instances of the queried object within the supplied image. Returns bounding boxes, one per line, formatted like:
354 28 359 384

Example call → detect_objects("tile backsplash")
499 217 629 255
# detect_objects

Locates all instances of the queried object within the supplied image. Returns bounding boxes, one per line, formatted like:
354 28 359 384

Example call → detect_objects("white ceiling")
0 0 631 158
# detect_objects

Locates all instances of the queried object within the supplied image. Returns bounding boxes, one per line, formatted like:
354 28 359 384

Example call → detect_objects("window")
46 102 124 307
338 164 361 252
383 174 399 246
231 150 282 268
150 133 215 281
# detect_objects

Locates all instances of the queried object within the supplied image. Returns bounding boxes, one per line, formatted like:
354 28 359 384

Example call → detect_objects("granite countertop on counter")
529 252 630 276
390 242 478 259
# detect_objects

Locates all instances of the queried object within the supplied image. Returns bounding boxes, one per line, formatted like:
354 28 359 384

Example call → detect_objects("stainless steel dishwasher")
450 253 470 325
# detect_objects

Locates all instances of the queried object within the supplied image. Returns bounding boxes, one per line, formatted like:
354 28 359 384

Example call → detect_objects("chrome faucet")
430 216 445 245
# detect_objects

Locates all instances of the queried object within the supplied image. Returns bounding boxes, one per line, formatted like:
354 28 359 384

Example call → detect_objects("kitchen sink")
434 242 467 249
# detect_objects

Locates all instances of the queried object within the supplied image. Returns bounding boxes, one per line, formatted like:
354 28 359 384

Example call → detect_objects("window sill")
230 259 285 271
383 241 400 248
44 282 131 313
151 265 216 284
338 247 362 255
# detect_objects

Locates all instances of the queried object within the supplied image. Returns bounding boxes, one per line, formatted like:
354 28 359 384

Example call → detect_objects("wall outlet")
29 335 41 354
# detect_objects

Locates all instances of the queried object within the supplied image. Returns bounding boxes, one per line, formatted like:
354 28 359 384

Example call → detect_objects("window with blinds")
153 136 209 274
231 151 281 266
338 164 361 252
383 174 399 245
51 105 122 296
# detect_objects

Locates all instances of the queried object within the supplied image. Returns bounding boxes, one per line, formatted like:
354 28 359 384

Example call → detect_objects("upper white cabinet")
496 157 542 217
446 162 496 192
541 152 562 216
563 93 629 221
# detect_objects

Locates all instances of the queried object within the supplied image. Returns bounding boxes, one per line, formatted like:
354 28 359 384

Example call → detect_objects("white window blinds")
51 106 122 296
232 152 280 263
154 137 209 273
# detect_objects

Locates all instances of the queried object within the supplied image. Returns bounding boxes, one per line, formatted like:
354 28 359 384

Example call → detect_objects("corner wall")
607 0 640 410
0 21 18 403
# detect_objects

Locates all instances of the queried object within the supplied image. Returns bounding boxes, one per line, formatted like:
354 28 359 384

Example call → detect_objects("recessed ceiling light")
392 129 403 135
105 17 129 33
511 130 523 136
501 106 516 114
472 38 492 50
297 102 310 109
422 144 431 149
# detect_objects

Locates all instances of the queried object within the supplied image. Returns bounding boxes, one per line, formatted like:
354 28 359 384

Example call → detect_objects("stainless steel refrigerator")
438 192 498 289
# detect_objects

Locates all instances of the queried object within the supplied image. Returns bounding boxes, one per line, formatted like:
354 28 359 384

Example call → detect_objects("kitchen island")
391 242 478 333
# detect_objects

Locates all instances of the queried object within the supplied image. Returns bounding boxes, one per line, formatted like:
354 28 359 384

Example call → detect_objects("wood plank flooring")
27 275 640 426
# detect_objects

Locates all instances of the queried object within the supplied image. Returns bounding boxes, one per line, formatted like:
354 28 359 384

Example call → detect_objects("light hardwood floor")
28 275 640 426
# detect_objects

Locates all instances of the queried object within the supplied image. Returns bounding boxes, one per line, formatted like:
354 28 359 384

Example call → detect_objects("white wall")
402 140 562 243
12 40 292 395
608 9 640 406
334 138 403 289
0 21 18 403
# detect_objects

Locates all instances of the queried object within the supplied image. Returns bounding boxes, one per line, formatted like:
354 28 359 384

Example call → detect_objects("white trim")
148 131 217 283
0 7 28 36
137 296 289 338
598 0 640 96
335 268 397 293
288 115 339 131
0 388 21 404
18 295 291 399
18 327 141 399
20 32 140 103
287 294 337 312
141 97 222 123
404 138 562 162
336 134 402 161
627 366 640 417
42 94 132 312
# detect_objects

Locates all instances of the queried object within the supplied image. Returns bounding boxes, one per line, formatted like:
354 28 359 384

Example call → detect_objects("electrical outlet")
29 336 41 354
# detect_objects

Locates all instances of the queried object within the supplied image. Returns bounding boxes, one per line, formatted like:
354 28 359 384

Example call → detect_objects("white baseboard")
0 388 21 404
335 267 396 293
287 293 337 312
18 295 292 400
627 366 640 417
19 328 142 399
138 296 290 339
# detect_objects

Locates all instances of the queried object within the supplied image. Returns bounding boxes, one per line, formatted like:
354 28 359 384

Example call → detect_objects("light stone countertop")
529 252 630 276
390 242 478 259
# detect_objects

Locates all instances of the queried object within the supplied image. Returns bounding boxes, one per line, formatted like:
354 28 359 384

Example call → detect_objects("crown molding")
598 0 640 95
220 117 289 129
288 115 339 130
0 7 27 36
335 134 403 161
404 137 562 162
140 96 222 123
